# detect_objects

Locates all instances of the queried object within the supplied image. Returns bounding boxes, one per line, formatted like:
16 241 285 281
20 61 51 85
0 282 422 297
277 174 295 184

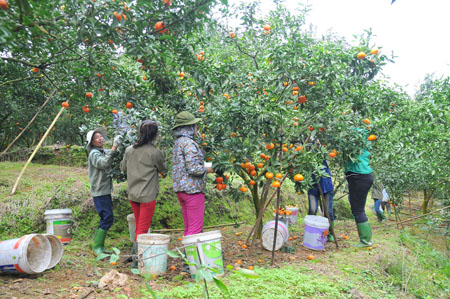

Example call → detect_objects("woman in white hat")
86 128 121 256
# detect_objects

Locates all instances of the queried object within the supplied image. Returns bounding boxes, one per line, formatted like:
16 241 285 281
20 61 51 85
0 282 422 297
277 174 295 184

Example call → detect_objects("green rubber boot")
131 241 138 269
352 222 373 248
377 212 386 222
327 221 335 242
93 228 109 256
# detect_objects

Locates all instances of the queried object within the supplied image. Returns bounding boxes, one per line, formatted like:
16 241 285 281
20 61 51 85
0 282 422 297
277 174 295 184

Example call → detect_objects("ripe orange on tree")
250 170 257 177
368 135 377 141
272 181 281 188
257 163 264 169
112 109 118 114
265 172 274 180
266 142 275 150
249 180 256 186
61 102 69 108
308 126 314 131
163 0 172 7
357 52 366 60
32 67 39 73
216 177 224 184
275 173 283 179
297 95 307 103
363 118 370 124
260 153 266 159
126 102 133 109
370 49 379 55
263 24 271 31
329 150 337 158
293 174 304 182
229 32 236 38
0 0 9 10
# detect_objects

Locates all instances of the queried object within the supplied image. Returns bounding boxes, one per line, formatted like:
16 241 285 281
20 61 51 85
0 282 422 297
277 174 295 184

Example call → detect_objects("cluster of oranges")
215 176 229 191
154 21 167 34
357 49 379 64
273 206 294 216
329 149 338 158
82 105 90 113
196 51 205 61
199 101 205 113
0 0 9 10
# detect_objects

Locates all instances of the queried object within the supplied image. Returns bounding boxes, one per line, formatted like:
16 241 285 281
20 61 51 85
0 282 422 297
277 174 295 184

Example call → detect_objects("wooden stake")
11 105 67 195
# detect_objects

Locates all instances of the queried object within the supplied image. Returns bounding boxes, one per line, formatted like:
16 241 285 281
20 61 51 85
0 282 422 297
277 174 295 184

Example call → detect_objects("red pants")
176 192 205 236
130 200 156 241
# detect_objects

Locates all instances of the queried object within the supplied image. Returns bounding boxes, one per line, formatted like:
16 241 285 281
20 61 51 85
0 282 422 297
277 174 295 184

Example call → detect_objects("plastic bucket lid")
181 230 222 245
137 234 170 246
304 215 329 229
44 209 72 216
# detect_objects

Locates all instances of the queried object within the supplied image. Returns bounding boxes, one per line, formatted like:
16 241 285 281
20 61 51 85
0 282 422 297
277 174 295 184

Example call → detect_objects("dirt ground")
1 199 442 299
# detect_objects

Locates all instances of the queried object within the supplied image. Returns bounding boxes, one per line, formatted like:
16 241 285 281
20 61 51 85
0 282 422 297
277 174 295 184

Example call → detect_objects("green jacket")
344 148 373 174
121 143 167 203
88 148 116 197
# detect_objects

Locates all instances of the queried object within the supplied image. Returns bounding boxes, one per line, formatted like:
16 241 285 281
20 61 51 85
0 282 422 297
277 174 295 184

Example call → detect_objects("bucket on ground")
43 234 64 269
181 230 224 276
286 207 299 224
127 213 136 242
0 234 52 274
303 215 330 250
44 209 73 244
261 220 289 251
137 234 170 275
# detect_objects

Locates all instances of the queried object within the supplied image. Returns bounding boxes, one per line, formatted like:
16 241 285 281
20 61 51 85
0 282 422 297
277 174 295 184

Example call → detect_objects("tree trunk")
422 189 434 214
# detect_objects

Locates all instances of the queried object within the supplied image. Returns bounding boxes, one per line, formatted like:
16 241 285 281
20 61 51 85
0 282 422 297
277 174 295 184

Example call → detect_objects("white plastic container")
127 213 136 242
44 209 73 244
43 234 64 269
137 234 170 275
0 234 52 274
181 230 224 276
303 215 330 250
261 220 289 251
286 207 299 224
273 213 290 226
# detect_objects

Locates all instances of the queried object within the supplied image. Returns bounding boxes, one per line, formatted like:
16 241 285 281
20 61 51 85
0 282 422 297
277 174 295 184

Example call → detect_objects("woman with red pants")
172 111 214 237
121 120 166 267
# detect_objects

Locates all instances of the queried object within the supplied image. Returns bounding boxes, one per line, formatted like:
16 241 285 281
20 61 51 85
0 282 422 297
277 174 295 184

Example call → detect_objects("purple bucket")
303 215 330 250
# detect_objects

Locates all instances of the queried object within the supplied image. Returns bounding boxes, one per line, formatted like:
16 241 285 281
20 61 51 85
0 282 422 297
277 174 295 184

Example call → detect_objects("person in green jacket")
86 128 121 256
121 120 167 268
344 130 375 247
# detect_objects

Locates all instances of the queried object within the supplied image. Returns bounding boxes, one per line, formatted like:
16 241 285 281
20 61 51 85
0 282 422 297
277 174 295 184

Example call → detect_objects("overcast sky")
227 0 450 95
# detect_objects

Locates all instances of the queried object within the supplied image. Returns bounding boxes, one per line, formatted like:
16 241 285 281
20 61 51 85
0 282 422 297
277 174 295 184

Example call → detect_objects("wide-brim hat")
172 111 201 130
86 127 108 151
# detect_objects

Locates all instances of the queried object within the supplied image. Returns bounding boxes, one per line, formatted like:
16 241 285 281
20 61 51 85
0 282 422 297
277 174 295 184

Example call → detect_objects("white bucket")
44 209 73 244
286 207 299 224
137 234 170 275
127 213 136 242
261 220 289 251
303 215 330 250
181 230 224 276
0 234 52 274
43 234 64 269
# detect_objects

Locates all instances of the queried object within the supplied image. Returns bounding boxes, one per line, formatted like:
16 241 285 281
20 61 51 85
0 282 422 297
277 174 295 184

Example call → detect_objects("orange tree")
0 0 221 151
372 75 450 215
174 2 397 237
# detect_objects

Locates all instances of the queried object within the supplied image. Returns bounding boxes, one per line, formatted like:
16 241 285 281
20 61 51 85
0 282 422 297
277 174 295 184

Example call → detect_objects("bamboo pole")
152 221 245 233
11 105 67 195
386 205 450 227
1 88 57 156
